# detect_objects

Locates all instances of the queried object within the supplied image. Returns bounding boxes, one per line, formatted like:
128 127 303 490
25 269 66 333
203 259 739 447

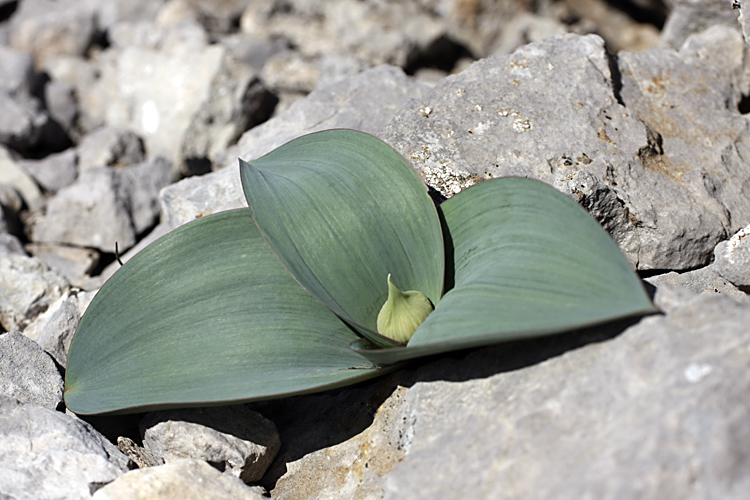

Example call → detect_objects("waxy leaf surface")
352 177 657 365
64 209 385 415
240 130 444 347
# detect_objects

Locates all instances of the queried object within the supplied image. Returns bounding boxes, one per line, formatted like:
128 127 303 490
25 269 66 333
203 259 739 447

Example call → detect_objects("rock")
25 243 99 290
239 0 444 68
646 265 750 302
181 0 251 34
0 330 63 409
141 405 280 483
221 32 286 73
380 32 750 271
23 291 82 367
0 183 24 235
44 55 104 136
117 157 173 235
8 0 96 68
18 149 78 193
0 396 130 500
714 224 750 288
0 89 49 153
116 436 161 469
224 64 431 169
162 65 429 230
92 0 170 32
77 126 145 172
91 458 266 500
0 233 25 256
32 166 136 252
264 290 750 500
0 45 34 93
96 41 273 174
261 50 367 94
44 78 79 138
0 253 69 332
32 157 171 252
661 0 740 49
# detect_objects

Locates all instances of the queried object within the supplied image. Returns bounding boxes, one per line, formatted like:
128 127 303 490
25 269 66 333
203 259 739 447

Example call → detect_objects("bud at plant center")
376 274 434 343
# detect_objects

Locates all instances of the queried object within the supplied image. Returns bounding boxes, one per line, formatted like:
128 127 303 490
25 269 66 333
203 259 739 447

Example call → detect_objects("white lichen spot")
473 103 483 112
418 105 433 118
468 121 490 136
684 363 712 383
513 117 533 133
410 146 431 162
456 88 466 96
509 59 528 69
547 62 554 71
726 226 750 263
445 130 454 138
510 79 520 86
141 100 160 135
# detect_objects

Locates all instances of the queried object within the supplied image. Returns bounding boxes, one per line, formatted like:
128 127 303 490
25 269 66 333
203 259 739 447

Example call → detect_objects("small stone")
141 405 281 483
91 458 266 500
0 252 69 332
77 126 145 171
0 330 63 409
18 149 78 193
0 396 130 500
714 224 750 288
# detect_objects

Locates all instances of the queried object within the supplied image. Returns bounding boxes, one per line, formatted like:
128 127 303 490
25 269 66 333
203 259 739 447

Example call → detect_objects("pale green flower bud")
376 274 433 344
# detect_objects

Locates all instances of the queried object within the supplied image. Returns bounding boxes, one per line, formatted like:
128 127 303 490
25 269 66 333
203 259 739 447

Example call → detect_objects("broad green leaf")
64 209 387 415
240 130 444 347
352 177 656 364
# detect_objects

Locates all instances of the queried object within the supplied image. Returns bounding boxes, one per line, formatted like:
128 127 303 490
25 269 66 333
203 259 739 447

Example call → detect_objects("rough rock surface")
0 396 130 500
141 405 281 483
714 224 750 288
0 2 749 499
0 253 69 332
260 288 750 500
0 330 63 409
161 64 429 229
91 458 267 500
380 30 750 271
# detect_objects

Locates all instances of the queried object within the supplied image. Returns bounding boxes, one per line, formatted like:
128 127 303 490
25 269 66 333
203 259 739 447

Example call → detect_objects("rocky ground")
1 0 750 498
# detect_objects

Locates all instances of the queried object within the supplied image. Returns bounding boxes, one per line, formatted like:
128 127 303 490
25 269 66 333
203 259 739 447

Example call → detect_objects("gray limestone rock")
0 90 49 152
32 166 136 252
380 32 750 271
8 0 97 68
115 157 173 235
646 265 750 302
714 224 750 288
0 45 35 93
163 65 430 230
77 127 145 172
223 64 431 169
0 146 44 210
0 331 63 409
0 233 25 256
32 157 172 252
25 243 99 288
95 41 272 174
91 458 266 500
0 396 130 500
0 253 69 332
141 405 281 483
661 0 740 49
18 149 78 193
266 290 750 500
44 79 79 138
23 292 82 367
